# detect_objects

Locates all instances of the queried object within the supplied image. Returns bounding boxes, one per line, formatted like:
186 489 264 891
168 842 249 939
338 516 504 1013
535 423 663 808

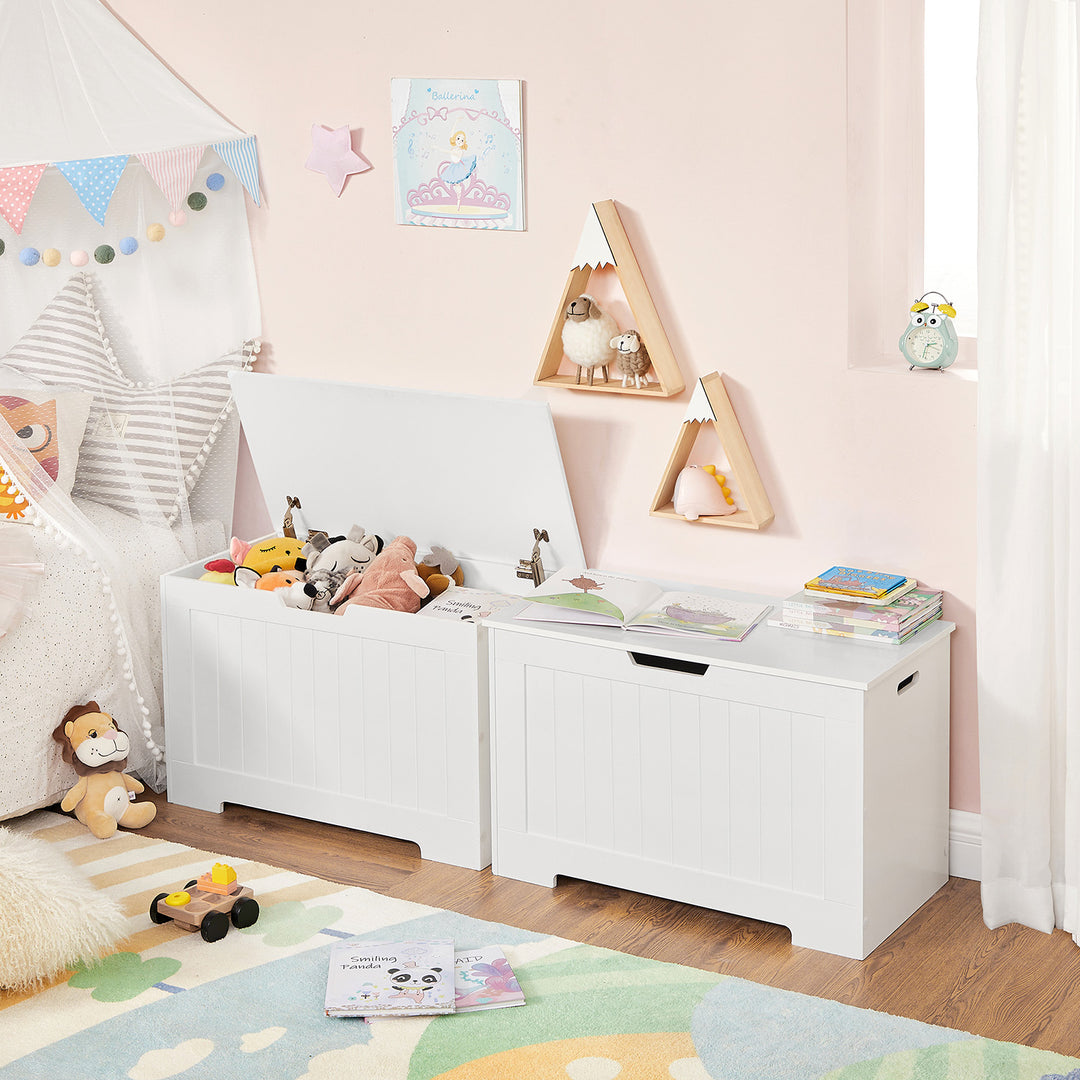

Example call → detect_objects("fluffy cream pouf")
0 826 125 991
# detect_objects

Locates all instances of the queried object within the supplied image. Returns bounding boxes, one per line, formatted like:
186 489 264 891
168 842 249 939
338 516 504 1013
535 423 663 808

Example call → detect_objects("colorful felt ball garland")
6 172 227 270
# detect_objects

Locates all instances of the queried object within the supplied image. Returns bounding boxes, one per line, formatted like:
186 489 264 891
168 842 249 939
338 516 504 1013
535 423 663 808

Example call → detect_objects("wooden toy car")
148 862 259 942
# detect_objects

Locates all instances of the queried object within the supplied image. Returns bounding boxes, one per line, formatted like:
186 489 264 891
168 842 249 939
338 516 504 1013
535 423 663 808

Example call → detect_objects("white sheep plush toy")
561 294 619 386
609 330 652 389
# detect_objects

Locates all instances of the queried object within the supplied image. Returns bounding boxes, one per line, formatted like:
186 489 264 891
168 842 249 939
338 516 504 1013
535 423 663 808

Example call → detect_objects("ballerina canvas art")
391 78 524 230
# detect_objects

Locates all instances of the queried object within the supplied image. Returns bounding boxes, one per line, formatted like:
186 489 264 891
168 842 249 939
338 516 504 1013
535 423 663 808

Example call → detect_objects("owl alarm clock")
899 291 958 371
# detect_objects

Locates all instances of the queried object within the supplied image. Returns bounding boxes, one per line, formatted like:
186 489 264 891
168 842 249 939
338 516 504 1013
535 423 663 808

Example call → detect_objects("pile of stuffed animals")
199 526 464 616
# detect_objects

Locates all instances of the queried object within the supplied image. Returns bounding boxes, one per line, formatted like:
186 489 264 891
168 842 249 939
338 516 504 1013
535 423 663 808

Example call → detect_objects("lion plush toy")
51 702 157 839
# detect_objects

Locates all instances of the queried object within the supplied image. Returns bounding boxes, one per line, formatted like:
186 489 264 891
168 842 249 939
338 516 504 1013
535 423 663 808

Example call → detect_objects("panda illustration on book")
387 964 445 1005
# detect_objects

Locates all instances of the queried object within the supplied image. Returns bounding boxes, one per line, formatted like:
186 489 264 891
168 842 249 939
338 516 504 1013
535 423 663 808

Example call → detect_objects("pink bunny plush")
331 535 430 614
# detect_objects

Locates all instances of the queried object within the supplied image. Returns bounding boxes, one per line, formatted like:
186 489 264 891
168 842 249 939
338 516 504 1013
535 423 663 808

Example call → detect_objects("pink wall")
106 0 980 811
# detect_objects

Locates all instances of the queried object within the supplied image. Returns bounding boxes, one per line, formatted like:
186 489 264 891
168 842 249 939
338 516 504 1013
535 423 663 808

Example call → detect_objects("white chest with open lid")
160 371 584 869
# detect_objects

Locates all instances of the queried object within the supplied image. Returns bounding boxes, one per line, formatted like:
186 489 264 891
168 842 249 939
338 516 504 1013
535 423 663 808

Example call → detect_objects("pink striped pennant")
136 145 206 213
0 164 47 234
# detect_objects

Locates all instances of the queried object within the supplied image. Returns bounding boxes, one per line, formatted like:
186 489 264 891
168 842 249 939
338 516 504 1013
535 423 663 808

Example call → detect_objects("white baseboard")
949 809 981 881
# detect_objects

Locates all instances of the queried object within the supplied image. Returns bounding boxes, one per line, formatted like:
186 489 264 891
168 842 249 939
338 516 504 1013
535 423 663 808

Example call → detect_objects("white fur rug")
0 825 124 991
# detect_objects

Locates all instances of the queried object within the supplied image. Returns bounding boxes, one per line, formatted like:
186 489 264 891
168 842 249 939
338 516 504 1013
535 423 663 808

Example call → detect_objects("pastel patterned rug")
2 811 1079 1080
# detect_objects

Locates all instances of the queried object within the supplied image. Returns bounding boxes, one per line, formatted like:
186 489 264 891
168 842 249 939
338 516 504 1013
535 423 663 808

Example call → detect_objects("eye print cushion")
0 386 92 522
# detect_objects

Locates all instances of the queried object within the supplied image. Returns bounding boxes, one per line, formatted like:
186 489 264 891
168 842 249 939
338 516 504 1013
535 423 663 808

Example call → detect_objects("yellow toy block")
197 863 240 896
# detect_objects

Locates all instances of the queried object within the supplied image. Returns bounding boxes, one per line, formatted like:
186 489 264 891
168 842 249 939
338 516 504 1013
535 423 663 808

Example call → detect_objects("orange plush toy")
331 536 430 614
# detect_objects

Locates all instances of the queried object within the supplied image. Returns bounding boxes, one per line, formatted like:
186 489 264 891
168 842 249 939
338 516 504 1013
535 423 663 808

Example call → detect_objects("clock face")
905 326 945 364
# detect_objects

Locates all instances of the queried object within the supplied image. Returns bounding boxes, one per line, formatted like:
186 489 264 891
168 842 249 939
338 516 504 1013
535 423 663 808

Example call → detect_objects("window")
846 1 977 372
924 0 978 337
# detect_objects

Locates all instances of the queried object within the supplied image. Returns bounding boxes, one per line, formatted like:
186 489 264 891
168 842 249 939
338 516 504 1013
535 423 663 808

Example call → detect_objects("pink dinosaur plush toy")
331 535 429 614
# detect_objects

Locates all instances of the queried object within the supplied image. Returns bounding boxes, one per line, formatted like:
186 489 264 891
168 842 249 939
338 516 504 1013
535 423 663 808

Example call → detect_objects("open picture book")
515 568 773 642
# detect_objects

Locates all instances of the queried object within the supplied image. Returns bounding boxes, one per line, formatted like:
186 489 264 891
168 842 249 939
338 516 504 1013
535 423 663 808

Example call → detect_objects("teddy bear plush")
417 546 464 600
331 535 429 614
51 703 157 839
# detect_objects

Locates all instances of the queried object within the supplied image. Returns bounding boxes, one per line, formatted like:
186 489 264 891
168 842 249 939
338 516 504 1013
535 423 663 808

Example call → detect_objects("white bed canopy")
0 0 262 369
0 0 263 797
1 0 248 166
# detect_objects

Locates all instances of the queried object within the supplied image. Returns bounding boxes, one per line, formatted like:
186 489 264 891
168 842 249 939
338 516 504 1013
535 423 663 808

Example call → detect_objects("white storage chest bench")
486 601 955 959
161 372 584 870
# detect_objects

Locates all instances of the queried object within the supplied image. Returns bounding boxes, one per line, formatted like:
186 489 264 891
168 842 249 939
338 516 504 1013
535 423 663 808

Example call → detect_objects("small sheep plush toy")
561 294 619 386
609 330 652 389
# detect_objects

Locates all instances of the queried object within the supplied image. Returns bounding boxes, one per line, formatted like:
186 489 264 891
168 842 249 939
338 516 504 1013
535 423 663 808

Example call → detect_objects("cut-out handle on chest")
629 652 710 676
897 671 919 694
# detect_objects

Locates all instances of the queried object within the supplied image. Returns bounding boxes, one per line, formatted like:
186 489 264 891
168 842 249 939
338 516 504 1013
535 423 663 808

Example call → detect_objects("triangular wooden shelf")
650 371 774 530
534 200 684 397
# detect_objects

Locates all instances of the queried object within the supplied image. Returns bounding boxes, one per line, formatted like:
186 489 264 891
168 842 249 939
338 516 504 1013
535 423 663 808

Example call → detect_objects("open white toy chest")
161 371 584 869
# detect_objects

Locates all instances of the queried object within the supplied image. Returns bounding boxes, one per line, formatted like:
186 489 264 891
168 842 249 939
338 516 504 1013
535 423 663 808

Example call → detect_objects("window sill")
849 360 977 383
848 337 977 382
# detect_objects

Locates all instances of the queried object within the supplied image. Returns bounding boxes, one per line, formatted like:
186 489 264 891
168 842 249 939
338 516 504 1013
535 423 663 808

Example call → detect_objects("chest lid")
231 370 584 592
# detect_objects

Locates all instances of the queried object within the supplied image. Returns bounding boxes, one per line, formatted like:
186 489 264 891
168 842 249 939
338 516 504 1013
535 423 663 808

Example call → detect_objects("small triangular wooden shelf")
534 200 684 397
650 371 774 530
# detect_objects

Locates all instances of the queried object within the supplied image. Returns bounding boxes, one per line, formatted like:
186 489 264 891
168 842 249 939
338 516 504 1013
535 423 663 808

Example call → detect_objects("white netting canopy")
0 0 261 805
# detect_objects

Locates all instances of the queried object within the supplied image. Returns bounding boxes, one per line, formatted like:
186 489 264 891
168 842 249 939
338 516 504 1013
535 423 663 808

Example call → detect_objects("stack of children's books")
768 566 943 645
324 938 525 1019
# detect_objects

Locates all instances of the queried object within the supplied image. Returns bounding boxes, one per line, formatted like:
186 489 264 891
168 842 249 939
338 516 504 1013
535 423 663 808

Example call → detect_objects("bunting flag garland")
0 164 48 234
136 146 206 214
212 135 261 207
0 138 261 233
54 155 129 225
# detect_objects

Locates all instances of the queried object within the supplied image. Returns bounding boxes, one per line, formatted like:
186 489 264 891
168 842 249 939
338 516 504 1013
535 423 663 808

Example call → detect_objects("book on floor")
325 938 456 1018
515 567 772 642
803 566 910 600
363 946 526 1020
453 946 525 1012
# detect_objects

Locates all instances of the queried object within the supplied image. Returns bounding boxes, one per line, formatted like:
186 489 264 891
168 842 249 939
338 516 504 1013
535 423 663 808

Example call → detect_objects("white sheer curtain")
977 0 1080 937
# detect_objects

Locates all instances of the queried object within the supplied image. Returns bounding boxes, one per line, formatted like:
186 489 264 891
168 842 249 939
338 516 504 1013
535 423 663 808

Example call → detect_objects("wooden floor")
140 790 1080 1059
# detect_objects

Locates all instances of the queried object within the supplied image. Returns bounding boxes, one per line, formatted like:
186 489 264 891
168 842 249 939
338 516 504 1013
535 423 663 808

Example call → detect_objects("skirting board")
949 809 981 881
